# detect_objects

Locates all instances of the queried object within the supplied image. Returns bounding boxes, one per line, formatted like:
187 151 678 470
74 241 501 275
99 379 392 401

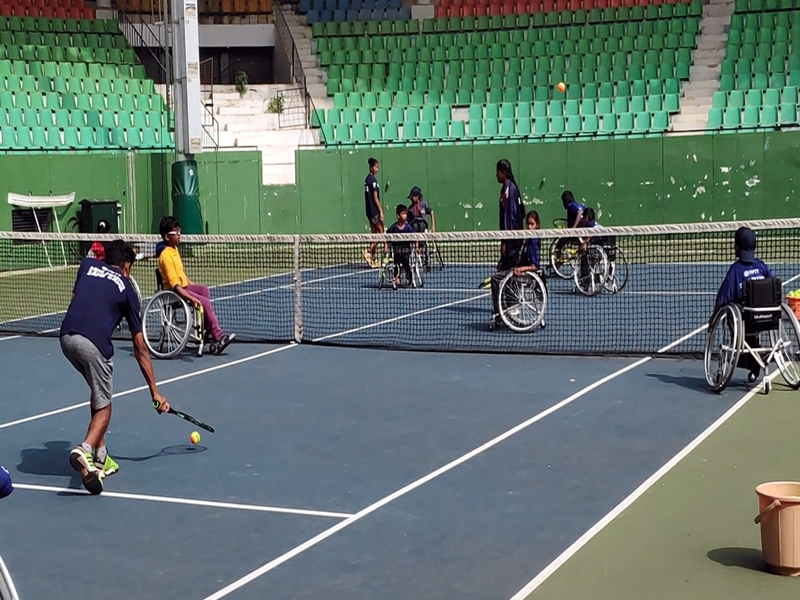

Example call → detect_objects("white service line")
0 344 297 431
200 356 651 600
312 294 488 342
214 270 368 303
13 483 353 519
507 369 779 600
0 335 20 342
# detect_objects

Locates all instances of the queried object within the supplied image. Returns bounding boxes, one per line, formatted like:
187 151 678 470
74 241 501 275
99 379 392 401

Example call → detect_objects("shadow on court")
18 440 75 477
707 547 768 573
114 444 207 463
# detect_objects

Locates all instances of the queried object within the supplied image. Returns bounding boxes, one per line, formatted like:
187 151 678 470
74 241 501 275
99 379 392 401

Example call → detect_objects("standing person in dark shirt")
60 240 170 494
497 159 524 270
363 157 384 268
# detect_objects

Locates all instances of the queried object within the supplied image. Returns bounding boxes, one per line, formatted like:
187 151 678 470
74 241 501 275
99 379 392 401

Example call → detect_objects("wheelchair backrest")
155 268 164 293
742 277 782 331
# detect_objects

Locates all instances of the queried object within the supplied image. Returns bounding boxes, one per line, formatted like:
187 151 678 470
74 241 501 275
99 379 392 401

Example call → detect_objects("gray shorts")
60 334 113 410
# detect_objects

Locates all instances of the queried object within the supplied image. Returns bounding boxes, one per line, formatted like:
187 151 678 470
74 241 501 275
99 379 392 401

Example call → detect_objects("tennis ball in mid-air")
190 431 201 445
557 82 566 93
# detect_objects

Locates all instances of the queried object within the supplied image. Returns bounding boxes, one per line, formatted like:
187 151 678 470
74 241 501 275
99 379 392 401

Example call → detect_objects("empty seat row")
0 15 116 33
438 0 690 8
0 90 165 112
729 25 800 45
300 0 403 13
311 5 700 37
0 30 126 48
719 70 800 90
722 56 800 75
315 19 698 53
329 78 681 107
0 5 93 18
318 111 671 146
306 8 411 23
0 125 172 150
734 0 800 13
325 63 688 94
0 74 156 96
433 0 697 19
0 45 136 64
0 60 147 80
712 86 799 107
726 41 800 60
0 107 169 129
706 104 798 129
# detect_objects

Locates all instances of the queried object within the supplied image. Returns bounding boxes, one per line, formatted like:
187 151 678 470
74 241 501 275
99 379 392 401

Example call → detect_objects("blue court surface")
0 328 764 599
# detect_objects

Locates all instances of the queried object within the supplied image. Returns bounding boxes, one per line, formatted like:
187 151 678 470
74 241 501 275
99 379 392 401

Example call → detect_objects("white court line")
12 483 352 519
0 344 297 431
214 270 369 302
312 294 488 342
202 321 722 599
0 335 20 342
201 356 652 600
507 369 779 600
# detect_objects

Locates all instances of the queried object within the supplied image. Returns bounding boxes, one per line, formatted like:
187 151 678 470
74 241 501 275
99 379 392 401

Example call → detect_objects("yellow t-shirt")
158 246 189 290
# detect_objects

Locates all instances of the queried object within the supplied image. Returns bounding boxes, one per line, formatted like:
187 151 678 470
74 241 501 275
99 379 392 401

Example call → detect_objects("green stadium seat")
762 105 778 128
780 102 797 124
723 107 742 129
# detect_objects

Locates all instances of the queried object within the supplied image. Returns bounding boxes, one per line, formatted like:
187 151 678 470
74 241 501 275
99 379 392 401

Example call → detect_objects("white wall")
127 23 275 48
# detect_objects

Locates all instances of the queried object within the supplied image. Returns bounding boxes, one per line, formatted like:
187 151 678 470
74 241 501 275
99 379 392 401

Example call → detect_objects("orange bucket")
787 297 800 321
754 482 800 576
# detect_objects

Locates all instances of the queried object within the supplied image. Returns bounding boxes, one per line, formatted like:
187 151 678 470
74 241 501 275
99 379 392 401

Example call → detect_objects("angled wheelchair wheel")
142 290 192 359
574 245 609 296
704 303 743 393
549 237 579 279
411 252 424 288
770 303 800 389
379 257 398 290
129 275 143 317
603 247 629 294
498 271 548 333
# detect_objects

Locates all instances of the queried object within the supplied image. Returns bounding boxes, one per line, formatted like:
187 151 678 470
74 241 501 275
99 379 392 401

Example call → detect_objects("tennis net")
2 218 800 356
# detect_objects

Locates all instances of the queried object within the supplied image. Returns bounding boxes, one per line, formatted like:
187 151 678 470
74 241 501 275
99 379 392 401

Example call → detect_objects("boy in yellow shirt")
156 216 235 354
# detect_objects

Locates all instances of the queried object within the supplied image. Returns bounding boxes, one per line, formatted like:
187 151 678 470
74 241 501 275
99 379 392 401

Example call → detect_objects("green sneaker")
69 446 103 495
95 455 119 477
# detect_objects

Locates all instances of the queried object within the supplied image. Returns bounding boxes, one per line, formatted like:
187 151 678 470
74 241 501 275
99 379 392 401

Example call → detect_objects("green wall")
0 150 263 235
292 131 800 234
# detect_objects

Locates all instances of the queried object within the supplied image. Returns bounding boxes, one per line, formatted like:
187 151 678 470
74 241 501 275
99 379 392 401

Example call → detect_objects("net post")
293 235 302 344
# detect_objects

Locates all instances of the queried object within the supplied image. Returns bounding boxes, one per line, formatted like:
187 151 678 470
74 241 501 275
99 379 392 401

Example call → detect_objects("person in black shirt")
60 240 170 494
363 157 384 268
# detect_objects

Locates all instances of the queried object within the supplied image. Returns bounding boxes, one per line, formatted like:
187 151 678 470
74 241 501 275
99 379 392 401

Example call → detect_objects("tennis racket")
153 401 215 433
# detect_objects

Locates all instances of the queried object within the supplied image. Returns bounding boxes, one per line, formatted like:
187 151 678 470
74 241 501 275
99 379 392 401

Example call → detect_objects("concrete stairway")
671 0 734 133
281 10 333 112
211 85 317 185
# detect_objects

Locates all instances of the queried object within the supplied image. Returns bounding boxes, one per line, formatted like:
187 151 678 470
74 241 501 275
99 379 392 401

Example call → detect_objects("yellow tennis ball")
190 431 201 444
557 81 566 93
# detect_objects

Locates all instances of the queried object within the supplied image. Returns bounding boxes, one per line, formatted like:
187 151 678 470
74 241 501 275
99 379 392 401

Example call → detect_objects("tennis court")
1 222 800 599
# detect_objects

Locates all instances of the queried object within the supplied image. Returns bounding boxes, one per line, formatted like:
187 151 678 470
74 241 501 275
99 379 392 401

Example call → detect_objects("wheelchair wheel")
549 237 580 279
129 275 143 317
573 245 609 296
430 240 444 270
142 291 192 359
378 257 399 290
498 271 547 333
603 247 629 294
770 303 800 389
704 303 743 393
411 252 424 288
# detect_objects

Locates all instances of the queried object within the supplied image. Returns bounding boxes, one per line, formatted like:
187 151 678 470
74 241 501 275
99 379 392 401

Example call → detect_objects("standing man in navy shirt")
497 159 524 270
60 240 169 494
363 157 384 268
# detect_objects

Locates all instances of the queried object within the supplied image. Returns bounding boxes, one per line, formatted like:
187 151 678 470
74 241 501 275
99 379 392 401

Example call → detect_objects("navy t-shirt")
387 221 413 252
60 258 142 359
520 238 541 269
715 259 774 308
365 174 380 218
566 200 585 227
499 181 524 231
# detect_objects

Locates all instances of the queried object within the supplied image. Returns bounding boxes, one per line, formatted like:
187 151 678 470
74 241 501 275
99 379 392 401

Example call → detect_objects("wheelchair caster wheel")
748 370 759 383
765 379 771 394
208 343 217 355
540 320 546 329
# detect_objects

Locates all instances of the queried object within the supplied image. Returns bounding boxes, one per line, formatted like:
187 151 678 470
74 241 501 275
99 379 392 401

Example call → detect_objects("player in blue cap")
712 226 774 378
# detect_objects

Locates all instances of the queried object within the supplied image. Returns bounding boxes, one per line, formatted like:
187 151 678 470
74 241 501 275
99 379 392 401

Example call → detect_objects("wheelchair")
494 270 548 332
704 278 800 394
409 217 444 271
548 219 580 279
597 237 629 294
573 243 609 296
378 244 424 290
141 270 214 359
